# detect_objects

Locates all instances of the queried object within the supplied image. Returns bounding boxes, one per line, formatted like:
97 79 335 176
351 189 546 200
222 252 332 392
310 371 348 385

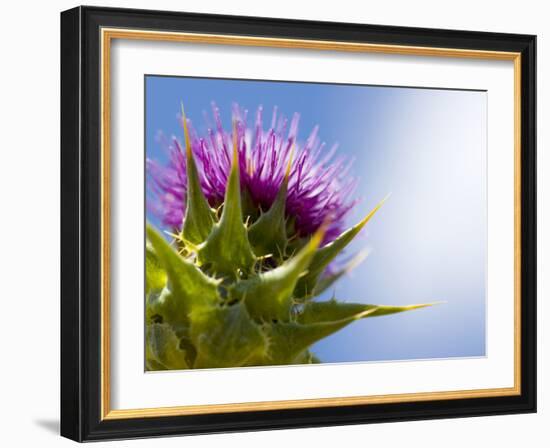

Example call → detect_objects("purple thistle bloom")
147 103 359 244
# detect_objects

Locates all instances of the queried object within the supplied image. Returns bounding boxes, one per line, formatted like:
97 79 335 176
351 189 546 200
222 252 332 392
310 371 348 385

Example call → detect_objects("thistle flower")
145 103 433 371
147 103 358 244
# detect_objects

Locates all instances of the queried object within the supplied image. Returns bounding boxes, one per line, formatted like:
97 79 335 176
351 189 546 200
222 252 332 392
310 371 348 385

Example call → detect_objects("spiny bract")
145 106 431 370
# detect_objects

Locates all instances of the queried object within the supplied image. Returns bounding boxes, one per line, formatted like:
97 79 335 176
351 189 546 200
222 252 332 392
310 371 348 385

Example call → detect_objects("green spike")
146 225 220 326
247 146 294 258
231 224 326 322
189 303 268 368
198 122 257 278
297 299 435 325
146 323 190 370
361 302 439 318
266 299 434 365
294 196 389 299
180 104 215 245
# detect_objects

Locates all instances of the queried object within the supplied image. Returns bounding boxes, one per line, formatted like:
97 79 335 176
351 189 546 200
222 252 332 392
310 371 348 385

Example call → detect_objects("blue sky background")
145 75 487 363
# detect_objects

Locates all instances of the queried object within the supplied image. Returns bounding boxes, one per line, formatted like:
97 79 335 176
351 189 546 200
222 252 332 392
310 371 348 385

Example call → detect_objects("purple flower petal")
147 103 358 244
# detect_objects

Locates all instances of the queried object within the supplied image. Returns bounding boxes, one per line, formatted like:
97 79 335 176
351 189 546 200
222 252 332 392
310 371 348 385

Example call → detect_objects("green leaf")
264 312 370 365
146 286 169 324
146 225 220 326
294 197 388 299
312 249 369 296
262 299 434 365
297 299 435 325
198 125 256 278
247 152 292 258
180 105 215 245
145 245 167 295
189 303 268 368
146 323 189 370
231 225 325 322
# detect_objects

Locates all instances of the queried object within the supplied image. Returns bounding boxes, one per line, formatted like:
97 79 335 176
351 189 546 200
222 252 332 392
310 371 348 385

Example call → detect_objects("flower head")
147 103 358 244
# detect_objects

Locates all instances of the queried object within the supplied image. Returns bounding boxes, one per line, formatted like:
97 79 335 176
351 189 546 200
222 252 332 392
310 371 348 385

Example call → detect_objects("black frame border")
61 6 536 442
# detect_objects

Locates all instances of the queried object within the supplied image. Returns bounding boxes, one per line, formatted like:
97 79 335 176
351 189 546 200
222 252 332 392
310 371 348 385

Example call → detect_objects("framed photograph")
60 6 536 442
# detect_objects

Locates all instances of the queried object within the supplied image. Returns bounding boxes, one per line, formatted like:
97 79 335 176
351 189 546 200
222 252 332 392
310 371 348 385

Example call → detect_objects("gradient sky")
145 75 487 363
